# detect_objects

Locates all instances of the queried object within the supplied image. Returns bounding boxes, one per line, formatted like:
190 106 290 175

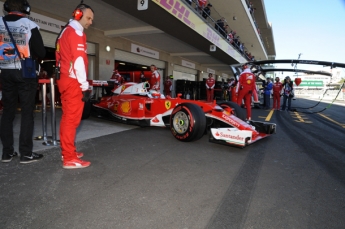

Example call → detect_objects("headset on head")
3 0 31 15
72 3 93 21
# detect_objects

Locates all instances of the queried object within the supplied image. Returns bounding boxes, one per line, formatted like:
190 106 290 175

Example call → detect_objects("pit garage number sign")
138 0 148 10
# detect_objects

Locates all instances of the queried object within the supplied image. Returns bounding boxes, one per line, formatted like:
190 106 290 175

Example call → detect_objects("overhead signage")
0 1 65 34
207 68 215 74
298 81 323 87
153 0 247 63
181 60 195 69
131 43 159 59
138 0 149 10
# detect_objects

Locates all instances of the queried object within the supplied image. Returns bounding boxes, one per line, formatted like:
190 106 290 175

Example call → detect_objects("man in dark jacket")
202 3 212 19
281 76 294 111
0 0 46 163
215 17 225 34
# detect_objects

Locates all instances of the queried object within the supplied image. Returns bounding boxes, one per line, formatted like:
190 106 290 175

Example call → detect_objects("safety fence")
185 0 260 61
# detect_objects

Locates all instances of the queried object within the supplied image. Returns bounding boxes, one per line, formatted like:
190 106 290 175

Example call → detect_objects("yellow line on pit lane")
318 113 345 128
265 109 274 121
291 111 312 123
293 112 305 122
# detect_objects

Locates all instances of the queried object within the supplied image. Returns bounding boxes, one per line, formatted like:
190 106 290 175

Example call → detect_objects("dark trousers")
264 93 271 108
281 95 292 111
0 69 37 156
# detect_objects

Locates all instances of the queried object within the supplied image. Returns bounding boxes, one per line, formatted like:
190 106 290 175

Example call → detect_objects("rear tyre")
219 101 246 121
170 103 206 142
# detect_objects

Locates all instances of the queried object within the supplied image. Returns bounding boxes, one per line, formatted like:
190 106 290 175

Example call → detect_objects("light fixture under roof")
142 66 147 69
119 62 126 65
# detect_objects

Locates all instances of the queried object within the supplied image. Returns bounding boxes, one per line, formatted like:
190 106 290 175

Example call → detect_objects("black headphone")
4 0 31 15
72 3 93 21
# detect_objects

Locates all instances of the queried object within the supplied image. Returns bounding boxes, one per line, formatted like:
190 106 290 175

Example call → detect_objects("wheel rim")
173 111 189 134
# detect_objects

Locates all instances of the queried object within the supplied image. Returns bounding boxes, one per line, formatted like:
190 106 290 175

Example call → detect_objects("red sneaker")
63 158 91 169
61 152 84 161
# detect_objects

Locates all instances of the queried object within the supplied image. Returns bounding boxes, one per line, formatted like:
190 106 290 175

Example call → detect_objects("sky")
263 0 345 73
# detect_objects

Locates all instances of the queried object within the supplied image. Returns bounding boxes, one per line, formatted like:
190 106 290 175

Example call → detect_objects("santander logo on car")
215 131 244 141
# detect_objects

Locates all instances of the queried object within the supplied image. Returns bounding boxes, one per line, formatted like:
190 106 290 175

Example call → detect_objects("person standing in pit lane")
281 76 294 111
55 3 94 169
164 75 173 97
110 69 123 85
150 64 160 92
263 77 273 109
236 64 256 120
140 70 146 82
206 73 215 102
227 78 235 101
0 0 46 164
110 69 124 92
272 76 283 110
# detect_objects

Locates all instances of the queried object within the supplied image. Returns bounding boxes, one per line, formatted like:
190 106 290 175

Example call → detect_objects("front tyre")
170 103 206 142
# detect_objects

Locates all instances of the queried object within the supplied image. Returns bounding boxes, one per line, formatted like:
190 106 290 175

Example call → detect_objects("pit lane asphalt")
1 97 344 229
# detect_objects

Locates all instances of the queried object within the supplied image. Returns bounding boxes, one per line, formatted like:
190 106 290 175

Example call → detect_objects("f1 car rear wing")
88 80 115 87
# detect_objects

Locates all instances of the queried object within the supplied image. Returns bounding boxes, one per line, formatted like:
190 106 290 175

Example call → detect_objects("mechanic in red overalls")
150 64 160 91
206 73 215 102
272 76 283 110
164 75 173 97
56 4 94 169
236 64 256 120
110 69 123 84
110 69 123 92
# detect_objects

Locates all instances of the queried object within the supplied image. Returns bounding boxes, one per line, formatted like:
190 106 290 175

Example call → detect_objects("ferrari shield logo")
165 100 171 110
121 85 126 93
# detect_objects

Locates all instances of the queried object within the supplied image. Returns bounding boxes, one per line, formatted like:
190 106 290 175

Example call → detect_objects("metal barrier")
35 78 59 146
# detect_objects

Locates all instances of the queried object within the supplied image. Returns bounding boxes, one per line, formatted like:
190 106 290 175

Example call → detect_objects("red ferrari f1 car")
84 80 276 148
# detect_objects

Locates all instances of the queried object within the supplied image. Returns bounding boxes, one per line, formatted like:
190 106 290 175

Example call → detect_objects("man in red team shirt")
205 73 215 102
150 64 160 91
110 69 123 85
110 69 123 92
236 64 256 120
56 4 94 169
272 76 283 110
